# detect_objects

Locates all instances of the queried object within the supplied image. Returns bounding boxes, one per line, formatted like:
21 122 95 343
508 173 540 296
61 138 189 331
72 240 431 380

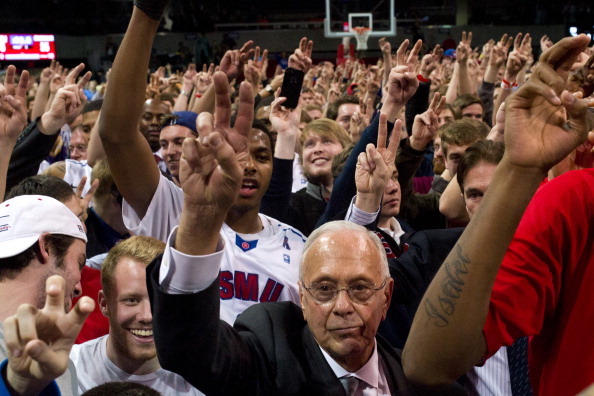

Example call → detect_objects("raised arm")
317 50 419 227
403 34 592 387
456 31 474 96
353 113 399 214
98 4 165 219
0 66 29 201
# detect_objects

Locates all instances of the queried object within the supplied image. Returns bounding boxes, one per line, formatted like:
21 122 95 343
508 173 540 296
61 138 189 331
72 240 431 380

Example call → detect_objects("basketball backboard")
324 0 396 38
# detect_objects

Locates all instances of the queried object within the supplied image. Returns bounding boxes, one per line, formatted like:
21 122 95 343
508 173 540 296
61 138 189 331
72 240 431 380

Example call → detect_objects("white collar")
318 340 379 388
378 217 404 244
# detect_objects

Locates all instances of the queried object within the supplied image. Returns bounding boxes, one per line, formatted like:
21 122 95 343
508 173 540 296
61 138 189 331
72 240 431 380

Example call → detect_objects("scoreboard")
0 34 56 61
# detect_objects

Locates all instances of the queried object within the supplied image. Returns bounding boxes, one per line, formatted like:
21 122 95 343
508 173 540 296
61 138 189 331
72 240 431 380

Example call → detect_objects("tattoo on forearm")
424 245 470 327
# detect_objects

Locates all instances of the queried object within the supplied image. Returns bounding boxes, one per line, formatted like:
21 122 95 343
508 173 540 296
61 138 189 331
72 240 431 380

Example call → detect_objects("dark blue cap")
165 111 198 135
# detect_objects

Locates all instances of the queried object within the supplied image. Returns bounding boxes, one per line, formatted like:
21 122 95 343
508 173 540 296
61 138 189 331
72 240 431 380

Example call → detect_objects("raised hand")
504 34 592 173
567 52 594 97
49 67 67 95
181 63 197 92
384 65 419 108
540 34 553 53
355 113 400 199
195 63 215 95
269 94 301 135
41 79 89 134
4 276 94 396
396 39 422 71
65 63 92 87
288 37 313 73
0 65 29 142
40 60 60 85
456 31 472 64
244 46 269 88
410 92 444 150
420 44 442 79
219 41 255 82
504 49 527 82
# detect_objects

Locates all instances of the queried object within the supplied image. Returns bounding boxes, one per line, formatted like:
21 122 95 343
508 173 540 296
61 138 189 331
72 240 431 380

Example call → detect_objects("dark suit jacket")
147 257 465 396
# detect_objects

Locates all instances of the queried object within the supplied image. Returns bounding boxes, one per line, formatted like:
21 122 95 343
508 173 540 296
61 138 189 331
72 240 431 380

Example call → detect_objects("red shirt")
483 169 594 396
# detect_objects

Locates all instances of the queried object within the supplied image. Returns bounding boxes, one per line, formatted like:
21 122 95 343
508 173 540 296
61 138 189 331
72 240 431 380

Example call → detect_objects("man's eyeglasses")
301 279 388 304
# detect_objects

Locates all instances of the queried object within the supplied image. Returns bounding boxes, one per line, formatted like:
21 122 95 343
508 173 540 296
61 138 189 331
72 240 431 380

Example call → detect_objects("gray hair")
300 220 390 279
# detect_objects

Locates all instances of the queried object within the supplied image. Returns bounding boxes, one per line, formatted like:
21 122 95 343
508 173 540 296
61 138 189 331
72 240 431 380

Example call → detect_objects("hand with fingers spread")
40 83 89 134
49 67 68 95
181 63 197 94
180 72 253 198
0 65 29 200
0 65 29 143
244 46 269 92
492 34 513 68
567 52 594 97
288 37 313 73
3 275 94 396
456 31 472 65
40 60 60 85
354 114 400 212
540 34 553 54
420 44 442 80
504 34 592 173
504 49 528 83
219 41 255 83
176 75 254 255
410 92 444 150
195 63 215 95
395 39 423 71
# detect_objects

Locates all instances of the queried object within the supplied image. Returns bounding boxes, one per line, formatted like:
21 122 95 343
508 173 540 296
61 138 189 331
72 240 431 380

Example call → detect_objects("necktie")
507 337 532 396
340 376 360 396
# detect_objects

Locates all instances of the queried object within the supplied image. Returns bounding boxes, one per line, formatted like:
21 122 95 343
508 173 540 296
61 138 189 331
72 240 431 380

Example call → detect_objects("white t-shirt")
70 335 203 395
122 174 305 324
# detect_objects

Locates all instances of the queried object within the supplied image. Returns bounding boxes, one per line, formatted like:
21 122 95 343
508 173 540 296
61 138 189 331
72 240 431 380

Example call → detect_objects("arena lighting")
0 34 56 61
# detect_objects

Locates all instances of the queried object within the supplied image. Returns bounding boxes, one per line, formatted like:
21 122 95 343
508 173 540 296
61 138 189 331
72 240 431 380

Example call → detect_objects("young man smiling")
70 236 203 395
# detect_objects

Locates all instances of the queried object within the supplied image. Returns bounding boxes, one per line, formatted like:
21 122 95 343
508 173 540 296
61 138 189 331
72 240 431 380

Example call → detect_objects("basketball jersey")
122 174 305 324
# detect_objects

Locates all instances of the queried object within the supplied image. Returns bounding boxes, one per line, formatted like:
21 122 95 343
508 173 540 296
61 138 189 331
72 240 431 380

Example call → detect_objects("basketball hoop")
352 26 371 51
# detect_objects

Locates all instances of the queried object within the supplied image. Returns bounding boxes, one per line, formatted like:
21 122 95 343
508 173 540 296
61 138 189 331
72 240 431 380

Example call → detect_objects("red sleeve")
482 170 590 358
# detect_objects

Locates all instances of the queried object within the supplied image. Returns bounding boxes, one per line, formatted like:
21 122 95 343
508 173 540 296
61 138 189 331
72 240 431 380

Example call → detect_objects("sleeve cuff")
345 196 380 226
159 226 225 294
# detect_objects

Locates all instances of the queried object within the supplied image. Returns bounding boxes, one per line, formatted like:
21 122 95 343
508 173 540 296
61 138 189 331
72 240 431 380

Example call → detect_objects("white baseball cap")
0 195 87 259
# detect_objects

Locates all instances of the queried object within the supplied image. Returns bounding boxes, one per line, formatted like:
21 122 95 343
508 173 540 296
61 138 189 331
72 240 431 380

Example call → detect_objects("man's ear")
298 282 308 321
37 233 52 264
381 278 395 321
98 290 109 317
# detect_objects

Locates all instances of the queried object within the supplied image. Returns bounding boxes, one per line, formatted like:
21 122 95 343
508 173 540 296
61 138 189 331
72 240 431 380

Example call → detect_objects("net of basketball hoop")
352 26 371 51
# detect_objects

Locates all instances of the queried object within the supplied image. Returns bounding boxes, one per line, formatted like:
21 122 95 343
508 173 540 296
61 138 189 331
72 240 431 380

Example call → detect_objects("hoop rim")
351 26 372 34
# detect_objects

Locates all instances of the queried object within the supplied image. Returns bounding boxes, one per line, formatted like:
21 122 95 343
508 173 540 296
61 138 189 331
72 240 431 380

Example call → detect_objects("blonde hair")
101 236 165 295
300 118 351 151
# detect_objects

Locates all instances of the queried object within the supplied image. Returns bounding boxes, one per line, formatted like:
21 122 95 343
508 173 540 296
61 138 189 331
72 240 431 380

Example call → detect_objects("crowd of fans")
0 1 593 395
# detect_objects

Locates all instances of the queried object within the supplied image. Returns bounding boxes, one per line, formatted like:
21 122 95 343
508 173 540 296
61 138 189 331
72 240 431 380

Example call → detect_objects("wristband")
417 74 430 83
133 0 169 21
500 79 512 90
